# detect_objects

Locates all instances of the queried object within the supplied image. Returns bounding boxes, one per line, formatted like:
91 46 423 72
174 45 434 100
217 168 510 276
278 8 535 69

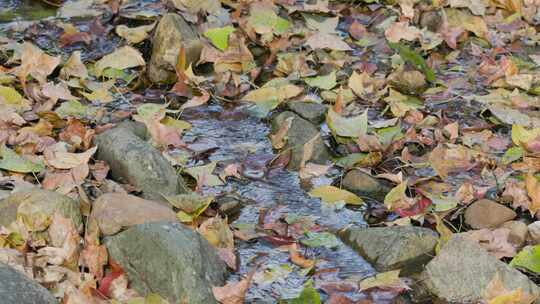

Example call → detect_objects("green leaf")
335 153 368 168
0 146 44 173
204 26 235 51
184 162 224 186
163 193 213 223
308 185 363 205
304 71 337 90
0 85 30 112
510 245 540 274
327 108 368 138
384 180 408 210
288 286 321 304
388 42 436 83
301 232 339 248
501 146 523 165
55 100 98 119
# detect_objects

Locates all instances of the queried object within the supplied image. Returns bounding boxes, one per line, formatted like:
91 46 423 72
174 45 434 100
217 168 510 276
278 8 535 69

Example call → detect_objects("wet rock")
270 111 330 170
464 199 516 229
422 235 540 303
148 13 202 84
91 193 177 236
339 226 438 274
0 188 82 231
94 123 188 202
528 221 540 245
0 262 57 304
105 221 227 304
286 101 327 124
341 169 391 202
500 221 528 247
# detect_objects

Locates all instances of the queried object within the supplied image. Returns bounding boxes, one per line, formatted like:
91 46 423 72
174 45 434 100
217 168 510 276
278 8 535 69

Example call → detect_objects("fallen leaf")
94 46 145 76
115 23 156 44
305 33 352 51
482 273 536 304
510 245 540 274
385 21 421 43
308 185 363 205
0 145 44 173
204 26 236 51
212 269 255 304
44 145 97 170
525 172 540 216
359 270 410 292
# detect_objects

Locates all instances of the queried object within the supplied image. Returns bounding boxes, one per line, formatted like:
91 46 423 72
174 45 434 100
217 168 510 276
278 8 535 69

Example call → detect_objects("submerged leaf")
308 185 363 205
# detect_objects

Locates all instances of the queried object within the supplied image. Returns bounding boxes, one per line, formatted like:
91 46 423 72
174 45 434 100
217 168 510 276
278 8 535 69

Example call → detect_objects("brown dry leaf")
212 269 256 304
42 163 89 194
503 179 531 211
220 163 241 180
525 172 540 216
289 243 315 268
180 89 210 110
60 51 88 79
428 144 476 178
109 273 139 301
482 273 537 304
384 21 421 43
94 46 145 76
80 244 108 280
44 145 97 169
305 33 352 51
115 22 156 44
462 228 516 259
198 216 235 249
16 42 61 84
299 163 331 180
38 213 81 269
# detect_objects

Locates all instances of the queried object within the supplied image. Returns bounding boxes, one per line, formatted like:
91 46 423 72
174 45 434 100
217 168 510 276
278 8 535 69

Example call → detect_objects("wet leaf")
308 185 363 205
301 231 339 248
359 270 410 291
185 161 224 187
212 269 255 304
288 285 321 304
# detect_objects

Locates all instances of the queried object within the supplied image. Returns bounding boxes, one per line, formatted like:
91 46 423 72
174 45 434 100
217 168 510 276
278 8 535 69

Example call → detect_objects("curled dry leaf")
385 21 421 43
45 145 97 170
212 269 256 304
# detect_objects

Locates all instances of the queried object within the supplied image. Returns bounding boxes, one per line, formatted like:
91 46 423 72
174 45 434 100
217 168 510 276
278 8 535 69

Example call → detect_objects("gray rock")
0 262 57 304
339 226 438 274
341 169 391 202
422 235 540 303
91 193 177 236
0 188 82 231
528 221 540 245
148 13 202 84
94 123 188 202
464 199 516 229
270 111 330 170
105 222 227 304
500 221 528 247
286 102 327 124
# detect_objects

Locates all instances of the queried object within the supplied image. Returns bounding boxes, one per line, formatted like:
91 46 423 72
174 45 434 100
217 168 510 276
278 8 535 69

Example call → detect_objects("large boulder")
94 123 188 202
91 193 177 235
341 169 391 202
270 111 330 170
105 222 227 304
422 235 540 302
0 262 57 304
339 226 438 274
148 13 202 84
0 188 82 231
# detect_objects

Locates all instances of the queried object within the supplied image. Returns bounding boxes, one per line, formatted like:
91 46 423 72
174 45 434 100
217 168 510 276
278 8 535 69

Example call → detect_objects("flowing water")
182 104 375 302
0 0 57 23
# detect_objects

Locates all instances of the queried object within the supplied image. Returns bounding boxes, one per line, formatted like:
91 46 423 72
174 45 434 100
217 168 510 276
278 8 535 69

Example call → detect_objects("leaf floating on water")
308 185 363 205
301 231 339 248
